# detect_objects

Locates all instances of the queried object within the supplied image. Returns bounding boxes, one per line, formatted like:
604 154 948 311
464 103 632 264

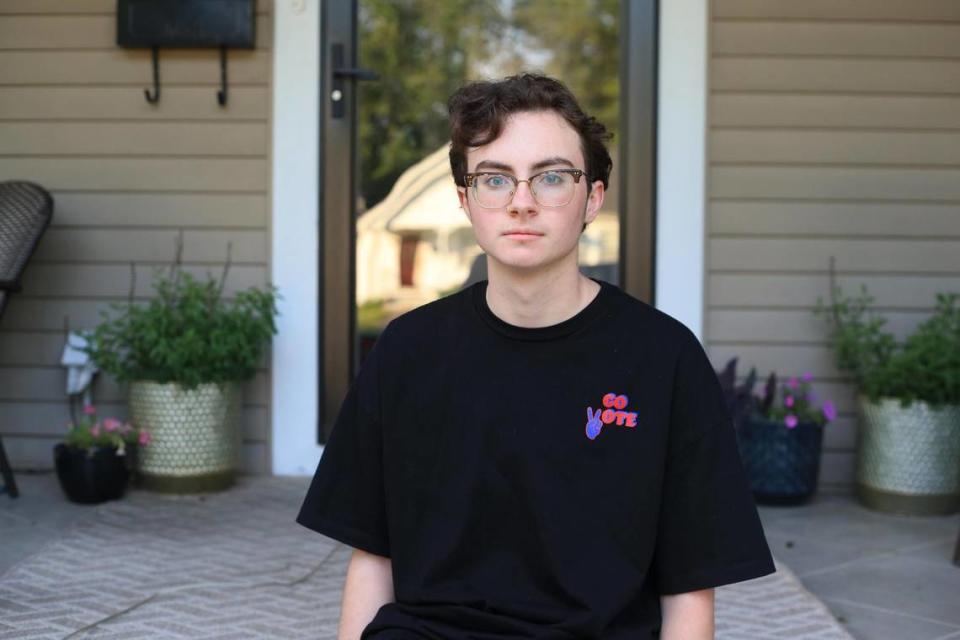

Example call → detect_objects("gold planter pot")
128 380 242 493
856 393 960 516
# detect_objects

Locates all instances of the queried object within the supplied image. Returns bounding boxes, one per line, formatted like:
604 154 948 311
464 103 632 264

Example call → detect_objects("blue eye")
483 174 511 189
538 171 567 186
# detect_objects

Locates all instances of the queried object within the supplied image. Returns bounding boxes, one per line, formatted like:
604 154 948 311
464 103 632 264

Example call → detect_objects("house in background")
0 0 957 496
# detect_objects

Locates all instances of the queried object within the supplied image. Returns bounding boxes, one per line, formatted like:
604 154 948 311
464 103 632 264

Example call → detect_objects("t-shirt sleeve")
295 324 391 558
652 327 776 595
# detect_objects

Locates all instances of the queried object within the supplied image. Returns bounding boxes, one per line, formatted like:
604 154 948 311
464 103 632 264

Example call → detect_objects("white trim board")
655 0 708 343
270 0 710 474
271 0 322 476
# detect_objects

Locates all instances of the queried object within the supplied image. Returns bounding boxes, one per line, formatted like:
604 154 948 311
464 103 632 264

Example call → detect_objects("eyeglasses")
463 168 585 209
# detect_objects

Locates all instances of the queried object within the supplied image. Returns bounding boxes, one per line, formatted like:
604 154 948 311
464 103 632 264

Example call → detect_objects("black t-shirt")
296 277 776 639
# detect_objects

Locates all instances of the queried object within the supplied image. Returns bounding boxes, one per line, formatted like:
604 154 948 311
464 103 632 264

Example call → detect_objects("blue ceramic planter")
736 414 824 505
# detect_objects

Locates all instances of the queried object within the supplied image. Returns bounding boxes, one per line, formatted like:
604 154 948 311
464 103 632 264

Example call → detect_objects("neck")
484 259 601 328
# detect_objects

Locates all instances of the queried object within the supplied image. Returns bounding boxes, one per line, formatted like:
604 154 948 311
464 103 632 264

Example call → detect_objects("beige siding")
0 1 274 474
708 1 960 490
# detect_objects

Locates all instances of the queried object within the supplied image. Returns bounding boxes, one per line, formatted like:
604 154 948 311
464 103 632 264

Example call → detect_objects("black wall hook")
144 45 161 104
119 0 253 108
217 45 228 106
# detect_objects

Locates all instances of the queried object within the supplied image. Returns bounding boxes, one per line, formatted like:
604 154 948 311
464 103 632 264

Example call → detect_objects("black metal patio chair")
0 180 55 499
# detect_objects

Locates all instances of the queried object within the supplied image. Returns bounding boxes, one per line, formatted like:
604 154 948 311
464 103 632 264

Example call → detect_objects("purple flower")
785 414 798 429
802 371 814 382
822 400 837 422
787 376 800 390
785 395 795 408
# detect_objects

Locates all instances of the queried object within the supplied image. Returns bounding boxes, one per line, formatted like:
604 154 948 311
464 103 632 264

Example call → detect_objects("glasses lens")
474 173 515 208
532 171 575 207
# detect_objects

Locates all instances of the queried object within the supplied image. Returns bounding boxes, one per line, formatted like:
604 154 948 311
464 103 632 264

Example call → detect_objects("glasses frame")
463 168 586 209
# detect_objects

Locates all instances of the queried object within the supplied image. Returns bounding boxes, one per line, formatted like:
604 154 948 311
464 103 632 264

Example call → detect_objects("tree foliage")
358 0 506 207
512 0 620 138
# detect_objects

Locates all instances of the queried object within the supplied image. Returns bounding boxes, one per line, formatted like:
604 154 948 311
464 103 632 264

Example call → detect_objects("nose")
507 179 538 215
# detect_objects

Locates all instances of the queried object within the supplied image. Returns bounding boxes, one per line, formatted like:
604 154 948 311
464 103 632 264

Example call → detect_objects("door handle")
330 43 379 119
333 67 378 81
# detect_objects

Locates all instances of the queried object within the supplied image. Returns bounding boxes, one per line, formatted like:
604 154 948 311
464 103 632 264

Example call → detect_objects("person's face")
456 110 605 274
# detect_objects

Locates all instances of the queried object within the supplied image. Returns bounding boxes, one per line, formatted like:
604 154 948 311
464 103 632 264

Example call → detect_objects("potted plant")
54 403 151 504
719 360 837 504
79 232 280 494
813 256 960 516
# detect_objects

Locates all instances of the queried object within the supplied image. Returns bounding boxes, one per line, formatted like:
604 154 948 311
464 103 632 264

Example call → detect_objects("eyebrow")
473 156 576 173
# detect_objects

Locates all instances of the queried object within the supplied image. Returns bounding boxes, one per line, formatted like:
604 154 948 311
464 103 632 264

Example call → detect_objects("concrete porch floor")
1 472 958 640
755 488 960 640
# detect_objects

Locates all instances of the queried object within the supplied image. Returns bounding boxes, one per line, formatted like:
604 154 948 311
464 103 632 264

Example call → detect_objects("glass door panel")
355 0 622 359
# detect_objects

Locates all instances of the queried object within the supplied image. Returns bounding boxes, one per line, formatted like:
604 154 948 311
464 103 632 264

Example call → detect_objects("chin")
487 249 563 272
480 234 578 272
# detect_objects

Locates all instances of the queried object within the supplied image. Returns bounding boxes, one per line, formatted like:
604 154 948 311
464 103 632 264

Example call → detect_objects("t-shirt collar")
471 277 613 341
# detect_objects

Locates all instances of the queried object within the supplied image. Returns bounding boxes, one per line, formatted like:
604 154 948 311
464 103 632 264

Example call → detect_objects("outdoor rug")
0 476 855 639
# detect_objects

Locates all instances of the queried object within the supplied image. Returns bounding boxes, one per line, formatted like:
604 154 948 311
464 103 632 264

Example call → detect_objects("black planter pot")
736 414 824 505
53 443 134 504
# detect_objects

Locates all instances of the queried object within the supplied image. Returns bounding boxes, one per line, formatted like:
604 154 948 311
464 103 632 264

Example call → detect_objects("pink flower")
82 404 97 415
103 417 121 432
822 400 837 422
91 424 101 437
802 371 814 382
785 395 795 408
785 414 798 429
787 377 800 390
138 430 152 446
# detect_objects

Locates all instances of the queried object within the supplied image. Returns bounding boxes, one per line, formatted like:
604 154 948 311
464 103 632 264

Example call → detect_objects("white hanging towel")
60 331 98 407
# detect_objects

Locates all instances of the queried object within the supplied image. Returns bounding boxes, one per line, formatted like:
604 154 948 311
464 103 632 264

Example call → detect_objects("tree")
358 0 506 208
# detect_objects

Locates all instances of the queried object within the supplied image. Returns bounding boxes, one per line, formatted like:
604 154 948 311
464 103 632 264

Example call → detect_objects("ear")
457 187 472 222
584 181 605 226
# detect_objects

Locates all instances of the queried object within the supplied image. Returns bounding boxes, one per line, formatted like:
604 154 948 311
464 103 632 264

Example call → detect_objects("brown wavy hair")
447 73 613 191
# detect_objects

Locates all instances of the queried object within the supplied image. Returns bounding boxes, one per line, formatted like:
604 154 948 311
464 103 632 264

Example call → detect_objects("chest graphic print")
585 392 639 440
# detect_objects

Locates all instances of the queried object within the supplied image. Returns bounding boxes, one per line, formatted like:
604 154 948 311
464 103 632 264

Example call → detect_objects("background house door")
318 0 657 443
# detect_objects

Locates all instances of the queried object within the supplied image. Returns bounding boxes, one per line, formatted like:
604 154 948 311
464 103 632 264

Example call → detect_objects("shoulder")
603 281 701 355
376 283 474 353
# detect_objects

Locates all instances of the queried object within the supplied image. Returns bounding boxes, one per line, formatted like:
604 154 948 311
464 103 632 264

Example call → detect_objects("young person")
297 73 776 639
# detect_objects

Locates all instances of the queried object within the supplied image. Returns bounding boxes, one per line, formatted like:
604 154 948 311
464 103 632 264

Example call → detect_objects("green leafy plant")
65 403 150 456
812 256 960 409
896 292 960 406
79 233 281 391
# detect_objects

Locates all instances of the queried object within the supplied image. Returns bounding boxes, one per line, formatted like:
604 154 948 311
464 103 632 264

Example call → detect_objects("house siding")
0 0 274 474
708 0 960 490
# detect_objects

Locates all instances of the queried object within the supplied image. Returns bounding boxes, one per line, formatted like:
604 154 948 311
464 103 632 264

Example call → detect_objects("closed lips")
504 230 543 235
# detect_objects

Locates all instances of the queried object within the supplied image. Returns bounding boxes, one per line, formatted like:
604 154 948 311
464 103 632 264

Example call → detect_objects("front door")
318 0 658 442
